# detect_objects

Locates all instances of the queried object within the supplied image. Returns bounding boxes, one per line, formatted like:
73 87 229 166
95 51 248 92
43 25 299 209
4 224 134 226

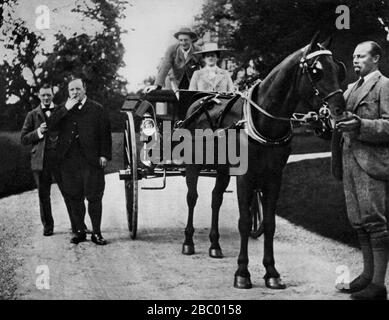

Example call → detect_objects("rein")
240 48 343 146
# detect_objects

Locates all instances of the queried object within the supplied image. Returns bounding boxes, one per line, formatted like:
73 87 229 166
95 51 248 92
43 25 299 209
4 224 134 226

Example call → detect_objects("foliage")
0 0 129 131
195 0 389 85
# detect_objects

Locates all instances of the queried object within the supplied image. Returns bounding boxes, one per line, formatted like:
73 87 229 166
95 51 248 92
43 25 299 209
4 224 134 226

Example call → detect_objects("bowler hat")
174 27 198 41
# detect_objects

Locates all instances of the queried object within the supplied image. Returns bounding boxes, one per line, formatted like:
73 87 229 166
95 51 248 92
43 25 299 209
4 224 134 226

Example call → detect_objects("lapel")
36 105 45 122
213 67 225 87
343 82 357 102
352 71 381 112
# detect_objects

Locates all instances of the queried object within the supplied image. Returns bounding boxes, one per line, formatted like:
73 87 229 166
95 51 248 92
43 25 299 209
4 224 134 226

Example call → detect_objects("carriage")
118 89 264 240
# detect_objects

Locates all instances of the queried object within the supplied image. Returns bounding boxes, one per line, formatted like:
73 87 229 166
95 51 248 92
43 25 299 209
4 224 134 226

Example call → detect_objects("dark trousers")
61 142 105 235
33 150 78 232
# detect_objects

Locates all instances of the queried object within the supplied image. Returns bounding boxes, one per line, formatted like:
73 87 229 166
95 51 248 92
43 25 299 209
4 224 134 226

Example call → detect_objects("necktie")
356 77 364 89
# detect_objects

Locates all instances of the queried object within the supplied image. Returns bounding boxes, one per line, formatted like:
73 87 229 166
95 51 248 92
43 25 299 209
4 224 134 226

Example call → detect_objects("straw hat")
174 27 198 41
194 42 228 55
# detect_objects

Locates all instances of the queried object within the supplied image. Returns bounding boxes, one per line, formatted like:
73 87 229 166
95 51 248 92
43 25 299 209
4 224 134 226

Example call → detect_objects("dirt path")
1 164 373 300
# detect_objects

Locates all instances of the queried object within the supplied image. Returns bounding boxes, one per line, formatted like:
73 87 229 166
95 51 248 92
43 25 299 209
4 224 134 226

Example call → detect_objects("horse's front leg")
234 175 254 289
209 171 231 259
183 165 200 255
262 174 286 289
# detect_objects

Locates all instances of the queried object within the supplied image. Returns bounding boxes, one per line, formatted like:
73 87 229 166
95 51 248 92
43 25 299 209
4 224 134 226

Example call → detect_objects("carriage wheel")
124 112 138 239
250 190 264 239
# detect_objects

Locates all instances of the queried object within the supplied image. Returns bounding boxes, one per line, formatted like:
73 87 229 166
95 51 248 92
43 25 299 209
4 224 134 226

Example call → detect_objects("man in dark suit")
21 83 86 236
333 41 389 300
145 27 201 92
49 77 112 245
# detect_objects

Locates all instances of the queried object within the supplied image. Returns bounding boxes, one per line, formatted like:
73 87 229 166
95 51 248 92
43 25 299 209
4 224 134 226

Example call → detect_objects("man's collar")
40 102 54 110
361 69 380 83
181 45 192 53
78 96 87 109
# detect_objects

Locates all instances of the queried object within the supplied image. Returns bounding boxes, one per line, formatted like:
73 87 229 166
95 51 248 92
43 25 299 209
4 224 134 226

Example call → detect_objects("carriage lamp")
140 113 156 137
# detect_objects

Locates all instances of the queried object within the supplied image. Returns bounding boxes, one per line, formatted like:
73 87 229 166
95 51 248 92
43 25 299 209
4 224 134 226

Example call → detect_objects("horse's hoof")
209 248 223 259
182 244 195 255
234 275 252 289
265 277 286 290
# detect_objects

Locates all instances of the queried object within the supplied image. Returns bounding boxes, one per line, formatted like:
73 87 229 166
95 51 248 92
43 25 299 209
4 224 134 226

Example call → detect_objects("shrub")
0 136 35 197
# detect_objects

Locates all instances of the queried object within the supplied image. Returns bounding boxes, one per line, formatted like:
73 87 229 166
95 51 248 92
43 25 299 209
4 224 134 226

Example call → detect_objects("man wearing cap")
189 43 234 93
145 27 201 93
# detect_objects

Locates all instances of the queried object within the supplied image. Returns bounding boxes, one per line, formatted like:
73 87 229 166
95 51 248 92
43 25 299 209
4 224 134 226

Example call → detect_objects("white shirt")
78 96 87 109
205 65 217 80
37 102 55 139
361 69 379 83
181 46 192 61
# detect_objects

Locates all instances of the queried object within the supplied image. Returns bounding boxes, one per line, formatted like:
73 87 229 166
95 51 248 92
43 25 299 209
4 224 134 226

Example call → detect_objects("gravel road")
0 164 376 300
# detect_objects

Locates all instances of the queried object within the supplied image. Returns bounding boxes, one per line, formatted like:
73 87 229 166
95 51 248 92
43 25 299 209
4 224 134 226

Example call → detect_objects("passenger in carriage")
144 27 201 93
189 42 234 93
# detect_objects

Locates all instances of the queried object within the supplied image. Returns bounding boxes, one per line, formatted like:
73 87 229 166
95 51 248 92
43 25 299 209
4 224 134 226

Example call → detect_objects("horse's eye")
310 66 323 81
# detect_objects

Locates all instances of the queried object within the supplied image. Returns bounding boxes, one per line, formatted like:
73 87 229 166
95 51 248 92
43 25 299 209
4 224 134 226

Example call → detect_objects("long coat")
21 105 60 171
189 67 234 93
48 98 112 167
332 71 389 181
155 43 201 88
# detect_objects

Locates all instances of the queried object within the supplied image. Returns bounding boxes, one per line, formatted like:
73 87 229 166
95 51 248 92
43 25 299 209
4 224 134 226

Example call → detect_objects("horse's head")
296 32 346 122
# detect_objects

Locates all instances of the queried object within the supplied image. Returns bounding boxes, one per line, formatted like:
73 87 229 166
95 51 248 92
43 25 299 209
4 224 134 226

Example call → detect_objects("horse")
181 32 348 289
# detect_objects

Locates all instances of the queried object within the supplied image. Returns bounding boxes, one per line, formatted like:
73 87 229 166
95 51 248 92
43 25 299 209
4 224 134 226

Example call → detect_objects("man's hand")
39 122 48 134
65 98 80 110
336 115 361 133
99 157 108 168
143 85 160 94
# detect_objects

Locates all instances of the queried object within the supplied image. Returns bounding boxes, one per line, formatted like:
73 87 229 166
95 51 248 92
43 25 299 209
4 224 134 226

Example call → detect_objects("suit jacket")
21 105 60 171
189 67 234 92
332 71 389 181
155 43 201 88
48 98 112 167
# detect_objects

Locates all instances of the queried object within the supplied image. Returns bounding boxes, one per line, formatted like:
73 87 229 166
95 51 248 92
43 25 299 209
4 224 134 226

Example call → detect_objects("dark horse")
181 33 347 289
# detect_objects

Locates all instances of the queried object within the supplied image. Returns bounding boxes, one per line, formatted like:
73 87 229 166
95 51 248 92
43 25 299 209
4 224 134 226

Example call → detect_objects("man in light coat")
145 27 201 93
333 41 389 300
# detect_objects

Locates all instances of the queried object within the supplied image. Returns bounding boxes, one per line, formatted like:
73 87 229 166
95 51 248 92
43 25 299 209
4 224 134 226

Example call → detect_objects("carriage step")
119 169 132 180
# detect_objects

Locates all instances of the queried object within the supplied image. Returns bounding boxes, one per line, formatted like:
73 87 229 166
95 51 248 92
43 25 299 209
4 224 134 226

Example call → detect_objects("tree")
195 0 389 82
42 0 129 110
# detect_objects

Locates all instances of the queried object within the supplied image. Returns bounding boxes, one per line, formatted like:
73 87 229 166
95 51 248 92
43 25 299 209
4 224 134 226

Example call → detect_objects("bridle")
241 48 344 146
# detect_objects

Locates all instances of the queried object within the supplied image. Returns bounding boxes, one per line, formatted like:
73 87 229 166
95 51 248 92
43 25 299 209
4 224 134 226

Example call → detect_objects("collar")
78 96 87 109
181 45 192 54
361 69 380 83
40 102 54 110
205 65 218 72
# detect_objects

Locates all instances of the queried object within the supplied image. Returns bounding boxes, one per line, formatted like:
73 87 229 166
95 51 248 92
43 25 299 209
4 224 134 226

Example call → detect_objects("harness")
176 48 343 146
240 48 343 146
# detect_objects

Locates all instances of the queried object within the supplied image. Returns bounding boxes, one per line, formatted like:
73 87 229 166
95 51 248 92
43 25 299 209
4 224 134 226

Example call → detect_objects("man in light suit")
333 41 389 300
21 84 87 236
145 27 201 93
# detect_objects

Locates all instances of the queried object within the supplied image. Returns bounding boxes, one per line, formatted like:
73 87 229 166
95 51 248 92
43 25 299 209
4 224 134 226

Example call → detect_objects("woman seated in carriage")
189 43 234 93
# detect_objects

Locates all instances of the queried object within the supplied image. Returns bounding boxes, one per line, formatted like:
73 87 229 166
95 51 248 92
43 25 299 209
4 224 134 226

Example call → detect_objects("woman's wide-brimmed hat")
194 42 228 55
174 27 198 41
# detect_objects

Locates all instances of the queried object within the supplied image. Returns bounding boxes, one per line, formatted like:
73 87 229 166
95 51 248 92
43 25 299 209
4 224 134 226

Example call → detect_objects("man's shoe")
91 233 107 245
351 283 387 300
43 230 54 236
338 274 372 293
70 233 87 244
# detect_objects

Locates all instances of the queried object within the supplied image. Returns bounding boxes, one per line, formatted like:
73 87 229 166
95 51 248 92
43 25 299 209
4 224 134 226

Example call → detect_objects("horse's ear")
307 31 320 53
321 36 333 49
